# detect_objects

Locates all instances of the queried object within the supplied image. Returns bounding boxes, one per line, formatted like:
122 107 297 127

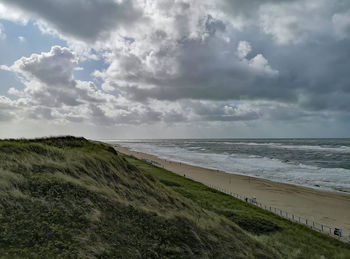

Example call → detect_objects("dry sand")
114 144 350 234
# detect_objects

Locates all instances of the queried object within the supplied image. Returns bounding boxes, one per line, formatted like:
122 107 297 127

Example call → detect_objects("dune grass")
0 137 279 258
123 154 350 259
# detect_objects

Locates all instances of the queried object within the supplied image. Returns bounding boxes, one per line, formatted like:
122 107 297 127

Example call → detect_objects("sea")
104 139 350 194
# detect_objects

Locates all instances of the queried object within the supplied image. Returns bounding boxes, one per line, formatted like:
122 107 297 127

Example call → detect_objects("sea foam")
114 141 350 193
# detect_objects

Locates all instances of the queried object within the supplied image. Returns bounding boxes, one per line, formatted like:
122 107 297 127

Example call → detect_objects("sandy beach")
114 144 350 234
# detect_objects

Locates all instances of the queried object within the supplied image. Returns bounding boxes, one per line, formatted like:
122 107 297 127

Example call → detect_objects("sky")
0 0 350 139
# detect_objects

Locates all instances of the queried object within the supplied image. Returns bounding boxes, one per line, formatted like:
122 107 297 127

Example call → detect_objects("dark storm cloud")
0 0 141 41
187 101 261 121
250 32 350 112
218 0 297 18
97 0 350 115
104 31 292 104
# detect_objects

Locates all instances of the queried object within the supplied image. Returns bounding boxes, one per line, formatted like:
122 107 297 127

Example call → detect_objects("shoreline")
114 144 350 234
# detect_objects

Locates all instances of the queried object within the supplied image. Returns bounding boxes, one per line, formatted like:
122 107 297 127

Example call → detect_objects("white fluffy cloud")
236 41 278 76
2 46 118 123
236 41 252 59
3 46 261 125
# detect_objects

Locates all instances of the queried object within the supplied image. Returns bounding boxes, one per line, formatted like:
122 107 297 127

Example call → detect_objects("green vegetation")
0 137 349 258
0 137 275 258
124 154 350 259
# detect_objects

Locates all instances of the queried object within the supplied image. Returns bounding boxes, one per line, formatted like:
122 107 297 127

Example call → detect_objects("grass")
123 154 350 259
0 136 279 258
0 136 349 258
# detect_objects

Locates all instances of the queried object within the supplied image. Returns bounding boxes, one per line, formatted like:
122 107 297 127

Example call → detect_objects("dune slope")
0 137 274 258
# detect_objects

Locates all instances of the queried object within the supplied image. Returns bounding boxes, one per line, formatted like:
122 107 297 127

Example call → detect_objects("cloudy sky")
0 0 350 139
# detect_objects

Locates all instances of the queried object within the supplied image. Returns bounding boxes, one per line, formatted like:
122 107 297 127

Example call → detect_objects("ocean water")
105 139 350 193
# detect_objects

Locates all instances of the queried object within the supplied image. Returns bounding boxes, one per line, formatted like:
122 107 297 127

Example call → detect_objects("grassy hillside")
123 152 350 259
0 137 349 258
0 137 277 258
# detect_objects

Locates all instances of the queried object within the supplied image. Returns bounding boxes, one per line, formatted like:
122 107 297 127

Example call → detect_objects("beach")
114 144 350 234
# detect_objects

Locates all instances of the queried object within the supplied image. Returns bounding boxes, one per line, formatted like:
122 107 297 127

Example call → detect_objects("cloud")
333 9 350 39
1 0 350 136
0 3 28 24
2 46 116 120
95 5 280 103
0 46 287 126
0 0 142 42
258 0 333 45
0 96 17 121
0 23 6 40
248 54 278 76
18 36 26 42
3 46 235 125
236 41 278 76
7 46 78 87
236 41 252 59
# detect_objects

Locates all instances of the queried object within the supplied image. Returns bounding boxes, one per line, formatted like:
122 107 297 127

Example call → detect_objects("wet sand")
114 144 350 234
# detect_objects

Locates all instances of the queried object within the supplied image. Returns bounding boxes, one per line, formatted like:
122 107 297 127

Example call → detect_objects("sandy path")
114 144 350 235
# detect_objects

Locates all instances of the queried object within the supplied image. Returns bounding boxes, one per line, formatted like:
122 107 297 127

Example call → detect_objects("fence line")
185 176 350 243
141 157 350 243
